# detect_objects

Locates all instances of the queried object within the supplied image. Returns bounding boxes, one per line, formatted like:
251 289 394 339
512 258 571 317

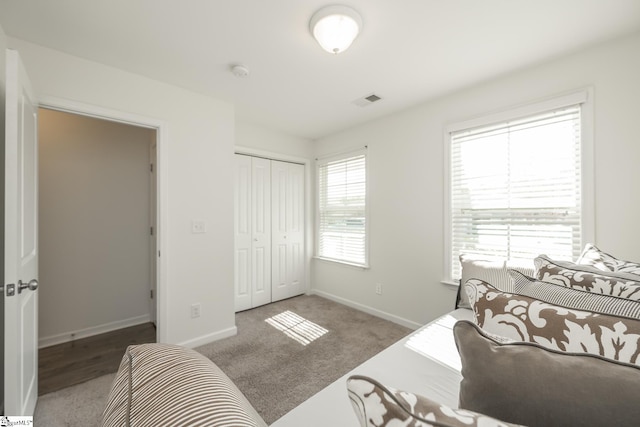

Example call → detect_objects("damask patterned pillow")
346 375 523 427
577 243 640 276
464 279 640 365
534 255 640 301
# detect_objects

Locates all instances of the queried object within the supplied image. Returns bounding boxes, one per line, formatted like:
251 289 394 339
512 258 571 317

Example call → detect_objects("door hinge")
150 163 154 172
150 226 154 236
150 289 154 299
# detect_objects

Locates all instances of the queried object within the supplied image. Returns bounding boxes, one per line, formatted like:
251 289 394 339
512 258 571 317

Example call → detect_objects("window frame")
443 89 594 285
315 148 369 268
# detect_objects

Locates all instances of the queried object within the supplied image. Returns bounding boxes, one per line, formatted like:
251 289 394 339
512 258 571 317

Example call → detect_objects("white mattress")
272 308 474 426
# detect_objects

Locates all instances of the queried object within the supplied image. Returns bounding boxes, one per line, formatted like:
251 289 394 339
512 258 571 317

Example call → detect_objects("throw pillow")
457 254 534 309
534 255 640 301
577 243 640 276
454 320 640 427
346 375 523 427
464 278 640 364
509 269 640 319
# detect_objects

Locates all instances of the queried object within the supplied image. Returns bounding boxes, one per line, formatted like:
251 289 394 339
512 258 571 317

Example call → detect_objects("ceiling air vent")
352 93 383 108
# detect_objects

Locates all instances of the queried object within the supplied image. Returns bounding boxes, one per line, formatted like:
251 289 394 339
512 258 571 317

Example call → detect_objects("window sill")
440 280 459 289
313 256 370 270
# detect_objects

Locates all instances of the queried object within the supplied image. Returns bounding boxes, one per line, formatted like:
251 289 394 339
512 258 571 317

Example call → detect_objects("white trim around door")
38 96 168 343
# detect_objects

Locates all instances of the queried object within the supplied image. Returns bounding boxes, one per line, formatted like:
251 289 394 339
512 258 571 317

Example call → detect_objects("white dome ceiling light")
310 5 362 54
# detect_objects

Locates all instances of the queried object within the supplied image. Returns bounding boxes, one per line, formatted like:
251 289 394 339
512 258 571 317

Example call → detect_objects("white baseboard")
309 289 422 330
39 314 153 349
177 326 237 349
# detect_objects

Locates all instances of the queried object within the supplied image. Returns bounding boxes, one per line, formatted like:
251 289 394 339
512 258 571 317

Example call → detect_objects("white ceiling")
1 1 639 140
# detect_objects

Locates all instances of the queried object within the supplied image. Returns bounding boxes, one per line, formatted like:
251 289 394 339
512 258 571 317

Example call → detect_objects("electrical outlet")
375 283 382 295
191 303 201 318
191 220 206 234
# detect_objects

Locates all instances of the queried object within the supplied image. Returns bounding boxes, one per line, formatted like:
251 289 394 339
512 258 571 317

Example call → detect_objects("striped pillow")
465 278 640 365
101 343 267 427
511 269 640 319
458 254 534 309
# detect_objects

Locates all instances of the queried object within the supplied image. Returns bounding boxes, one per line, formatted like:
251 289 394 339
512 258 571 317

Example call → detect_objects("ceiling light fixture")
310 5 362 54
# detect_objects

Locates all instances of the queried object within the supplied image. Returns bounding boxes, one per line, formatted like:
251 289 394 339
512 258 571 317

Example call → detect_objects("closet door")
250 157 271 308
234 155 272 312
271 160 305 302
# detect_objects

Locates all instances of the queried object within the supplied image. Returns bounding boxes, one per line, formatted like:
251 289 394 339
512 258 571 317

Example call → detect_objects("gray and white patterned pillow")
347 375 523 427
465 278 640 365
534 255 640 301
577 243 640 276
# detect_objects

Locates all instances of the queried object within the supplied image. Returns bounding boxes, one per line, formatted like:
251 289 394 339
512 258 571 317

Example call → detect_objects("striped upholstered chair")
102 343 267 427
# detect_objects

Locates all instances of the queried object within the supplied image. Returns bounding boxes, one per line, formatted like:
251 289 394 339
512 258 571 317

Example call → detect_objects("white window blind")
317 151 368 266
448 104 583 281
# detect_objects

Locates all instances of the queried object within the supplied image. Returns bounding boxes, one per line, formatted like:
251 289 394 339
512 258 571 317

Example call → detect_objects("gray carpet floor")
34 295 411 426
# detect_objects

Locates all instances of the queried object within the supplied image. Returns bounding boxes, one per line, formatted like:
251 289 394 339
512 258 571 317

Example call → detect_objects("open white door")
149 141 157 324
4 49 39 416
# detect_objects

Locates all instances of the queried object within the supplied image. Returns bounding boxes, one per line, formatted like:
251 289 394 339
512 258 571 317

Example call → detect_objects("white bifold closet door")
234 155 272 312
234 155 304 312
271 160 305 302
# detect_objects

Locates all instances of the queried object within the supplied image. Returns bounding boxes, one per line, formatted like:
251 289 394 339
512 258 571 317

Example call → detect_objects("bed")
102 245 640 427
272 308 474 426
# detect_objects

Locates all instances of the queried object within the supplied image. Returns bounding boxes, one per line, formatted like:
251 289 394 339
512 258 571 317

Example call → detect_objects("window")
445 91 592 282
317 149 368 267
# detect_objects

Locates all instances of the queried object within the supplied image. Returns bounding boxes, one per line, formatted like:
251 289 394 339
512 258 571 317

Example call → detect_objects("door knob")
18 279 38 294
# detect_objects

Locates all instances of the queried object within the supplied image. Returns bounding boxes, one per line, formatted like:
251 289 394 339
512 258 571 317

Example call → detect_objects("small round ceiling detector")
231 64 250 78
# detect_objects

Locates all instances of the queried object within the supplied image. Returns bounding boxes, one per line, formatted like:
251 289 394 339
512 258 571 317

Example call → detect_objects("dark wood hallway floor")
38 322 156 395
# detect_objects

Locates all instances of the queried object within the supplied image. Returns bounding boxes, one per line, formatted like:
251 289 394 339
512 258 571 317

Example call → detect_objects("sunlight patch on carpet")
265 311 328 345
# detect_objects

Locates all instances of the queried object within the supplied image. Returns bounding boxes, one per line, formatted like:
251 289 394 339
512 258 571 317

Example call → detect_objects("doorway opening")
37 107 161 392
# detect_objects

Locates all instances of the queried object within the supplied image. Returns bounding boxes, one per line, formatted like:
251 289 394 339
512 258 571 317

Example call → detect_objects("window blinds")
317 152 367 266
449 105 582 280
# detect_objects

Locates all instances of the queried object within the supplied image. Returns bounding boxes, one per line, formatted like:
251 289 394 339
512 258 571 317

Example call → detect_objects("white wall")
312 32 640 328
0 25 5 85
8 38 236 347
38 109 153 346
235 120 313 159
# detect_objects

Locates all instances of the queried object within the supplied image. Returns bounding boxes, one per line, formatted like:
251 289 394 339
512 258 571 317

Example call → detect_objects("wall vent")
352 93 383 107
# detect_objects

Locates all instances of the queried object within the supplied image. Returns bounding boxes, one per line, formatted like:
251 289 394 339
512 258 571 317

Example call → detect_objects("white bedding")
272 308 473 426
